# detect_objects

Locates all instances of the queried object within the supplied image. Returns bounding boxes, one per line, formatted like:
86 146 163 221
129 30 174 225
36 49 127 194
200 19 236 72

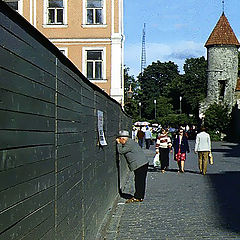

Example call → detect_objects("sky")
123 0 240 77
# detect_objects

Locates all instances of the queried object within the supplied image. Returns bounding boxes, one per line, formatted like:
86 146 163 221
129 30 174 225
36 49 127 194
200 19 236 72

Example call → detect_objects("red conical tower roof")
205 13 240 47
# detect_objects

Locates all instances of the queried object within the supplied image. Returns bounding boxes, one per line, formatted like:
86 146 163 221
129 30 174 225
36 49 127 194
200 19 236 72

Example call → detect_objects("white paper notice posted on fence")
97 110 107 146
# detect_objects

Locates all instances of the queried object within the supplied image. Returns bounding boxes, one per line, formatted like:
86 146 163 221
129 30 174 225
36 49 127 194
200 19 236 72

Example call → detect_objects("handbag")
209 151 213 165
153 153 160 167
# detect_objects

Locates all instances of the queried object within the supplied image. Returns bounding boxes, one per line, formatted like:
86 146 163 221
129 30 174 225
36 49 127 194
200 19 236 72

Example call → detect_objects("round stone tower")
201 13 240 114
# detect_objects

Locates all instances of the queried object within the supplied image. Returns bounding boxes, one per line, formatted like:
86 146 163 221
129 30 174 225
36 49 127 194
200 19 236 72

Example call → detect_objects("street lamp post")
179 96 182 114
139 102 141 118
154 99 157 119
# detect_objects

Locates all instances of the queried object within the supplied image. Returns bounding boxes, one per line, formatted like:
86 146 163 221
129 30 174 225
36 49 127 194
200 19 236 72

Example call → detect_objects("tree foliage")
124 66 139 99
123 56 208 126
137 61 179 119
138 61 179 99
124 66 139 119
157 113 196 128
204 103 231 134
182 57 207 114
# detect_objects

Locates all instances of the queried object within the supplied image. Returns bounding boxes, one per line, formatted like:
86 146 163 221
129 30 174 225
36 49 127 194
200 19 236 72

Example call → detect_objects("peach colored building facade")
5 0 124 104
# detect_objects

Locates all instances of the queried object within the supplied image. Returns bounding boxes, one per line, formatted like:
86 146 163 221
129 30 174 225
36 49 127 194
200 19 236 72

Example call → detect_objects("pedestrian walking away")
137 127 145 148
116 130 149 203
155 128 172 173
173 128 190 173
194 126 211 175
145 126 152 149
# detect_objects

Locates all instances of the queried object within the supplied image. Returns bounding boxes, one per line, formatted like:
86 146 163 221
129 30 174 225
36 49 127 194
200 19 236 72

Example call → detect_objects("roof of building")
236 78 240 91
205 13 240 47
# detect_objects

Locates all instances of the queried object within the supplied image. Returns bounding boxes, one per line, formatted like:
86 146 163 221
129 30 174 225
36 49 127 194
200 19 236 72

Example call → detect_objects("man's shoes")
125 197 143 203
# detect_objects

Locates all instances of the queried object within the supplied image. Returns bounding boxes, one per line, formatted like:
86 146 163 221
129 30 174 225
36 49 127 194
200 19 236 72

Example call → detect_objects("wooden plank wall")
0 3 131 240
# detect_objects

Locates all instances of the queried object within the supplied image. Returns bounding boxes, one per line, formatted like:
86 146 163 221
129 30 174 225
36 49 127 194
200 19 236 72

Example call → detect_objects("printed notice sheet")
97 110 107 146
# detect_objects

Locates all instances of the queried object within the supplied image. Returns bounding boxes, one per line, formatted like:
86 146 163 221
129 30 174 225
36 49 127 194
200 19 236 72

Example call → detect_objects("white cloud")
124 40 206 77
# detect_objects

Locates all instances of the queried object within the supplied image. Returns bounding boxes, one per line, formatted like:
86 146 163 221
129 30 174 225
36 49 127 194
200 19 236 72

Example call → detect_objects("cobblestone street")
103 141 240 240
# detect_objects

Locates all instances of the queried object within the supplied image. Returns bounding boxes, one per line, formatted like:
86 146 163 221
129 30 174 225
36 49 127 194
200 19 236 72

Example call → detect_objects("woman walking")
173 129 190 173
155 128 172 173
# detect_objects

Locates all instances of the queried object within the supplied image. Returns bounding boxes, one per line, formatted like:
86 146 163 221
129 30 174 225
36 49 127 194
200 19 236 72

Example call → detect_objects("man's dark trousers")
145 139 151 149
138 138 144 148
134 163 148 199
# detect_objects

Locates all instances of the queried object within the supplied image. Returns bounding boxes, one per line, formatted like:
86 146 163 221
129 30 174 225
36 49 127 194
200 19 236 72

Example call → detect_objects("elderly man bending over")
116 130 149 203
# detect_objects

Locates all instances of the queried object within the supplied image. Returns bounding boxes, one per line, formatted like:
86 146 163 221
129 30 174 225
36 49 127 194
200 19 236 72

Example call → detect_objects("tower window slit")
219 80 226 100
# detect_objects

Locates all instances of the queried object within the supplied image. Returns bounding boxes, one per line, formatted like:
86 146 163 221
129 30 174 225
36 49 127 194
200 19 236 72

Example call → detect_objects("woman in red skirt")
173 129 190 173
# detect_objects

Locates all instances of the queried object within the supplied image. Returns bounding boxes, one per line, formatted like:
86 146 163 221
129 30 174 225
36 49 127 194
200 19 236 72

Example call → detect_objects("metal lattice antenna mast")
141 23 146 75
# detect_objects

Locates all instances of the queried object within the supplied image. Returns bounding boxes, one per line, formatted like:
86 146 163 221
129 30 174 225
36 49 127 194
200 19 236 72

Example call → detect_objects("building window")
58 47 68 57
43 0 67 27
6 1 18 10
83 47 106 81
48 0 63 24
4 0 23 14
86 0 103 24
87 50 103 79
47 0 65 24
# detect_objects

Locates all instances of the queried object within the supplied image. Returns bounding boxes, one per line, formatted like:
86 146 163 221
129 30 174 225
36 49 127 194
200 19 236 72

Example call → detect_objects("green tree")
155 96 174 117
181 57 207 115
125 57 208 124
137 61 179 119
157 113 196 128
124 66 139 99
123 66 139 119
204 103 231 140
163 74 184 111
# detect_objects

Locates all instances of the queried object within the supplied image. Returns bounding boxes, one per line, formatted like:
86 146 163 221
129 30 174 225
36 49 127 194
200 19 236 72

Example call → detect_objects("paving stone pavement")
103 141 240 240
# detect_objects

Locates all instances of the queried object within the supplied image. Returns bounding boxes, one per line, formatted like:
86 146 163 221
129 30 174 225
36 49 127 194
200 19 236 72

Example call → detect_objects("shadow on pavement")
119 190 133 200
148 165 200 174
208 171 240 233
166 168 200 174
211 143 240 158
148 164 160 172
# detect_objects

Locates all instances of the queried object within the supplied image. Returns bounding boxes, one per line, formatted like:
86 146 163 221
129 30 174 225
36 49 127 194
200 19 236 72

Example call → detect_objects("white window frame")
82 0 107 28
58 47 68 57
18 0 23 14
82 47 106 82
43 0 68 27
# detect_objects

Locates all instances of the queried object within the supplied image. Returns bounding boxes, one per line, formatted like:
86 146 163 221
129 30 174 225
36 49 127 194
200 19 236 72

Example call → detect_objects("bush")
204 103 231 136
207 130 221 141
156 113 196 128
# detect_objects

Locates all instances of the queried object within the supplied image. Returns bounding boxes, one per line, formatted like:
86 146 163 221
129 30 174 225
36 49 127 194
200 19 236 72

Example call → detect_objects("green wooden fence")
0 2 131 239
